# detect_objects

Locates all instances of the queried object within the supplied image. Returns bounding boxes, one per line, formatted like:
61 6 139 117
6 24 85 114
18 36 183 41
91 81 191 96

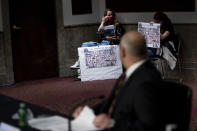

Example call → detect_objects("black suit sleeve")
92 99 108 115
112 83 161 131
93 80 120 115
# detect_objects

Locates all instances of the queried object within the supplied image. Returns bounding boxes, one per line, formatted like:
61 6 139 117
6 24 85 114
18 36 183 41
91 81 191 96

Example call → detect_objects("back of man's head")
120 31 148 59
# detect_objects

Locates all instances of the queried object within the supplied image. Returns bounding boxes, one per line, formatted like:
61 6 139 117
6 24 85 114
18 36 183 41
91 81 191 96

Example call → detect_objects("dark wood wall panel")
106 0 195 12
72 0 92 15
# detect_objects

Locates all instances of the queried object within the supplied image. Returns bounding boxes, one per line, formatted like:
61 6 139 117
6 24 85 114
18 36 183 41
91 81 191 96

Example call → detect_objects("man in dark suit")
73 31 162 130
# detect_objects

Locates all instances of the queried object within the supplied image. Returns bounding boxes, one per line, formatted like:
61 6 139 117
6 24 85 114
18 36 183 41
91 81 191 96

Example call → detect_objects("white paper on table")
28 115 68 131
71 106 102 131
0 122 20 131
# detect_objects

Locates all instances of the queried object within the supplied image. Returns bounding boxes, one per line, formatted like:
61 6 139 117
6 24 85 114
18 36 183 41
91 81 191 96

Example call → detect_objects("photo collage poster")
78 45 123 81
138 22 160 48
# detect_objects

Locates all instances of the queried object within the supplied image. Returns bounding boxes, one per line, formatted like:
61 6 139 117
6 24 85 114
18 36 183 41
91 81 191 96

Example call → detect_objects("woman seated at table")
70 8 124 69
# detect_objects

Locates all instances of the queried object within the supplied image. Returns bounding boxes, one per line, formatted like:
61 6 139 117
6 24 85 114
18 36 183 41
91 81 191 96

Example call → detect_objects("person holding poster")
70 9 124 69
148 11 177 70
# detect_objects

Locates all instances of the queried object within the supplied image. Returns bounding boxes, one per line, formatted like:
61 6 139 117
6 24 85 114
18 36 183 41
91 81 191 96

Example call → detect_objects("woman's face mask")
108 16 113 23
106 11 113 23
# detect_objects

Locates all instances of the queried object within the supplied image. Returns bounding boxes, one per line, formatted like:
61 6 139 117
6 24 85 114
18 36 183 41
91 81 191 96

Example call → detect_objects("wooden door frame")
9 0 59 82
0 0 69 84
0 0 14 84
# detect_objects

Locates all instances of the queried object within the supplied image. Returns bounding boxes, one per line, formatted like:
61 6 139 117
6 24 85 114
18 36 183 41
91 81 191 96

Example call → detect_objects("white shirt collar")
125 59 146 81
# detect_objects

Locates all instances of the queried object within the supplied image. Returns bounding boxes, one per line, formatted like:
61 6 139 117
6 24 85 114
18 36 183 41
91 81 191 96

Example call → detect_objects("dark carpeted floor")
0 77 115 116
0 77 197 131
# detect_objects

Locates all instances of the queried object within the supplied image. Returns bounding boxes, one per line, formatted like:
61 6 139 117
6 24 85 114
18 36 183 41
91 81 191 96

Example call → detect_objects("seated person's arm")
97 17 108 40
98 16 110 32
92 99 108 115
161 30 170 41
105 24 123 44
105 36 119 42
107 35 120 45
113 24 124 44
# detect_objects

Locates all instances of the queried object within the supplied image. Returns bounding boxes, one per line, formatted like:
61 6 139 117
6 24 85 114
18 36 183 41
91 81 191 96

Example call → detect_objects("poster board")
78 45 123 81
138 22 160 48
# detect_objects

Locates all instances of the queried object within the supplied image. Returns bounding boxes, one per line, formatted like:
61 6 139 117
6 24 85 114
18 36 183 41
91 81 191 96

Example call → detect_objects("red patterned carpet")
0 77 197 131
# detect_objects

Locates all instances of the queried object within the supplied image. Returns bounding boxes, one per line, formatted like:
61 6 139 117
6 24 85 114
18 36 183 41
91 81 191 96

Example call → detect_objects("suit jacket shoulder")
111 60 162 131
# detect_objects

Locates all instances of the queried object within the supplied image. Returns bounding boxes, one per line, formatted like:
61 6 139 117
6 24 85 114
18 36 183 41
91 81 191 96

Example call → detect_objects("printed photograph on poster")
84 45 118 68
78 45 123 81
138 22 160 48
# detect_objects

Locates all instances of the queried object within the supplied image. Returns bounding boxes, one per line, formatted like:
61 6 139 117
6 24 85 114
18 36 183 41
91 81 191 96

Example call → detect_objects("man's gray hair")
121 32 148 58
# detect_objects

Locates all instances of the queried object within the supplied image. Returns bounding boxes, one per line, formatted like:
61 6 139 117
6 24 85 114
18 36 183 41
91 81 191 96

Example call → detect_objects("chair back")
156 81 192 131
174 33 183 55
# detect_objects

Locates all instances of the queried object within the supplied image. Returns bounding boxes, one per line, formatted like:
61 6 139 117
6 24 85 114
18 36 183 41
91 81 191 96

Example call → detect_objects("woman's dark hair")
153 11 172 25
